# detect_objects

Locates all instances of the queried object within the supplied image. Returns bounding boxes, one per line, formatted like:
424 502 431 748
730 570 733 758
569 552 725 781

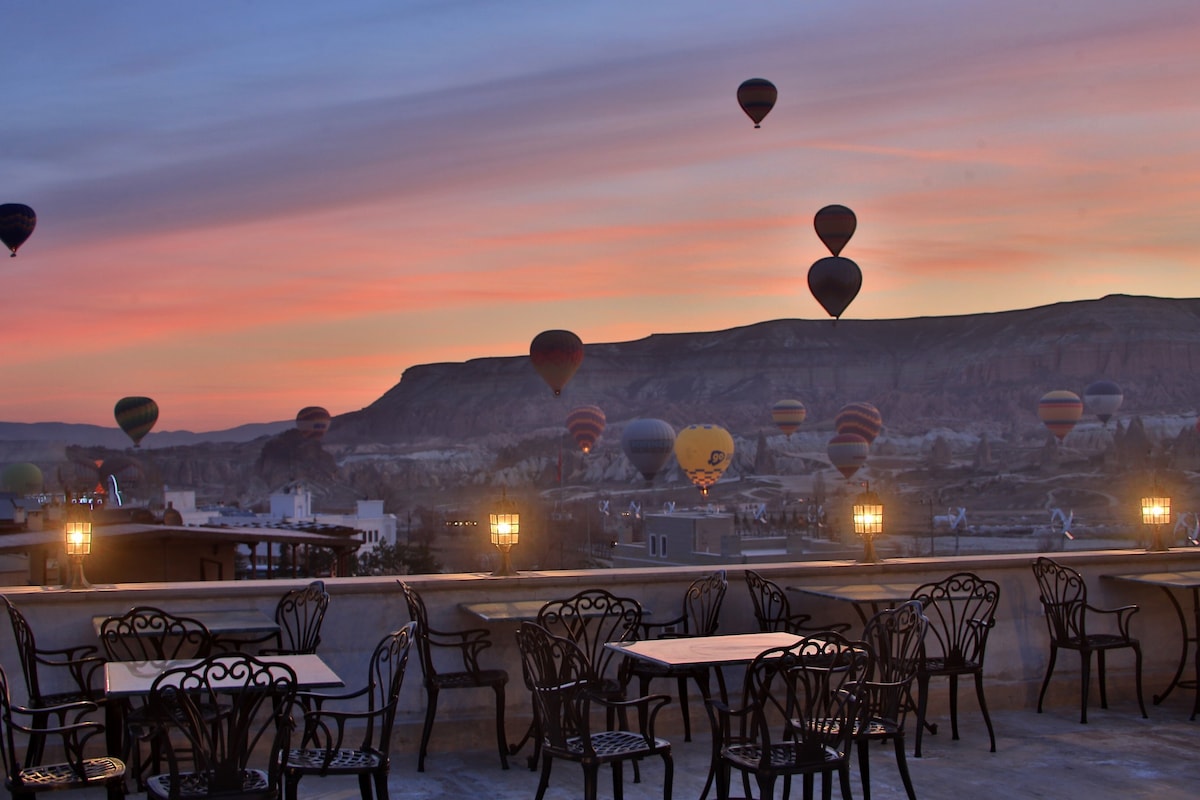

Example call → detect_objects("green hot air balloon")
114 396 159 447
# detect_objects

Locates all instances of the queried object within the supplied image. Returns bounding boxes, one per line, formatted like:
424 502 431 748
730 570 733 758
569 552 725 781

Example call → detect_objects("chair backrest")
679 570 728 637
99 606 214 663
398 581 439 679
909 572 1000 669
1031 557 1089 641
744 570 793 632
736 631 871 767
363 623 416 754
150 654 297 797
860 600 928 724
274 581 330 655
515 622 598 754
3 595 48 705
536 589 642 683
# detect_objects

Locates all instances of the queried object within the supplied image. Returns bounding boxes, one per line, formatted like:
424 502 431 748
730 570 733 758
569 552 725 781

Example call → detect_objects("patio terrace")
4 548 1199 797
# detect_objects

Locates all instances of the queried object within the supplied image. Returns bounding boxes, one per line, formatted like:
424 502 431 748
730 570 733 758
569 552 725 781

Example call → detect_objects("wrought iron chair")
1 665 126 800
705 631 871 800
144 654 298 800
398 581 509 772
909 572 999 756
214 581 330 656
98 606 216 789
629 570 728 742
855 600 929 800
1031 557 1147 723
744 571 852 635
284 623 415 800
1 595 106 765
515 622 673 800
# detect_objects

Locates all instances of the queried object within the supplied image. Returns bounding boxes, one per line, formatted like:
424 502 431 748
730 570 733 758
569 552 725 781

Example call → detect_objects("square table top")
104 653 343 698
605 631 804 669
1101 570 1200 589
92 608 280 638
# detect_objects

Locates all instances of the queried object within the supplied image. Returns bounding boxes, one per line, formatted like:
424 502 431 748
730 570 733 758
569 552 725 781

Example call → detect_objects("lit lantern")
1140 492 1171 552
852 487 884 564
63 520 93 589
489 490 520 577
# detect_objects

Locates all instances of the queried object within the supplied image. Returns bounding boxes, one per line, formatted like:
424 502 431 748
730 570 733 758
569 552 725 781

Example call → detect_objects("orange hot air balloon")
835 402 883 444
675 424 735 496
530 329 584 396
566 405 606 454
827 432 870 480
737 78 777 128
813 205 857 256
807 256 862 321
296 406 332 439
771 399 807 438
1037 390 1083 442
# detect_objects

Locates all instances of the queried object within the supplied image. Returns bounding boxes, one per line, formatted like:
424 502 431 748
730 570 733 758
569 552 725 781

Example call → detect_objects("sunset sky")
2 1 1198 432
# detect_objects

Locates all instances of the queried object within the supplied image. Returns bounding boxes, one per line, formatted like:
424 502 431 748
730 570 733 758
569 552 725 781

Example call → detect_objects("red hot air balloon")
114 396 159 447
835 402 883 444
0 203 37 257
530 329 584 397
813 205 857 256
827 433 870 480
620 418 676 482
1038 390 1083 442
807 256 862 321
737 78 777 128
296 406 332 439
566 405 606 454
771 399 807 438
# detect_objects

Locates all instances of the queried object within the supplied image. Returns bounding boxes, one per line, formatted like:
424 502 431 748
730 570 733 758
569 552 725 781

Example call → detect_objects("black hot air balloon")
807 256 862 321
0 203 36 257
530 330 584 396
114 396 159 447
737 78 777 128
814 205 857 256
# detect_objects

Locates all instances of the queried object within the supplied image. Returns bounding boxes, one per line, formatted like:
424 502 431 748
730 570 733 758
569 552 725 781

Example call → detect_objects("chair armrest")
33 647 106 697
298 705 390 763
213 631 281 654
787 615 852 635
8 700 108 765
426 626 494 673
637 614 687 639
591 691 672 740
296 684 371 710
1086 603 1139 638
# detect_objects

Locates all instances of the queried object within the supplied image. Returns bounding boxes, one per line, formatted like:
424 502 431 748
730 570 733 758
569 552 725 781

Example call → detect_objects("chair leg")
583 762 600 800
661 750 674 800
372 768 389 800
914 674 929 757
1097 649 1109 709
857 737 872 800
493 683 510 769
418 686 439 771
837 764 853 800
973 671 996 752
893 732 918 800
677 674 692 742
284 773 301 800
948 674 960 741
1080 650 1093 724
612 760 624 800
1037 645 1059 713
535 754 553 800
1133 643 1148 718
357 772 373 800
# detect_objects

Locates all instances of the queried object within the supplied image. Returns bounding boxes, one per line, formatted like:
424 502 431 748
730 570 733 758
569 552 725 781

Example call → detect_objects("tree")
355 541 442 576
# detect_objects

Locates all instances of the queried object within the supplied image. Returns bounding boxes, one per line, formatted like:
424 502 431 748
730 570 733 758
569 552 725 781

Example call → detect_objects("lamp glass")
1141 496 1171 526
852 498 884 536
64 521 92 556
489 499 520 548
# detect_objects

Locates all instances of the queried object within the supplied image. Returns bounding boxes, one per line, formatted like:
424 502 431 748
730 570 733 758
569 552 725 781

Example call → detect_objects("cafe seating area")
3 549 1200 799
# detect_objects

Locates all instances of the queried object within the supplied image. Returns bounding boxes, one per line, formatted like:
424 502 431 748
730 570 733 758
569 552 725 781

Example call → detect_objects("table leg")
694 667 717 800
1151 586 1191 707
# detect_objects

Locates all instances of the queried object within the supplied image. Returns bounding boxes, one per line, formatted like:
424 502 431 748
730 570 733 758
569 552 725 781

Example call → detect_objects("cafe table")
606 631 805 800
788 582 926 627
1101 569 1200 719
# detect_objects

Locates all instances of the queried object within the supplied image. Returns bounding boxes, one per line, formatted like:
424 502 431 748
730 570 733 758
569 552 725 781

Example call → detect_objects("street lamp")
62 519 93 590
489 489 520 577
852 485 884 564
1140 490 1171 552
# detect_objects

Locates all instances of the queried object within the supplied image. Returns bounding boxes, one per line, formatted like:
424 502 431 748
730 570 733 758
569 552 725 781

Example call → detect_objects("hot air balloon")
566 405 606 454
1037 390 1083 442
1 462 43 494
835 402 883 444
737 78 777 128
1083 380 1123 425
807 256 862 321
530 329 584 397
813 205 857 257
114 396 159 447
0 203 36 257
675 424 735 496
620 418 676 482
296 406 332 439
827 433 870 480
771 399 807 438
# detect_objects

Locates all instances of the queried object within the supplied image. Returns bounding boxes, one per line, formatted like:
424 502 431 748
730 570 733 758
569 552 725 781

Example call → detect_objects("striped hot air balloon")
530 329 584 397
827 433 870 480
771 399 807 438
114 396 159 447
566 405 606 454
736 78 777 128
620 418 676 482
1037 390 1083 442
835 402 883 444
296 406 332 439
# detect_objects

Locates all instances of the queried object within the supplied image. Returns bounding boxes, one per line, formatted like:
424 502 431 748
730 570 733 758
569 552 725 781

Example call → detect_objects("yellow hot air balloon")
675 424 734 496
